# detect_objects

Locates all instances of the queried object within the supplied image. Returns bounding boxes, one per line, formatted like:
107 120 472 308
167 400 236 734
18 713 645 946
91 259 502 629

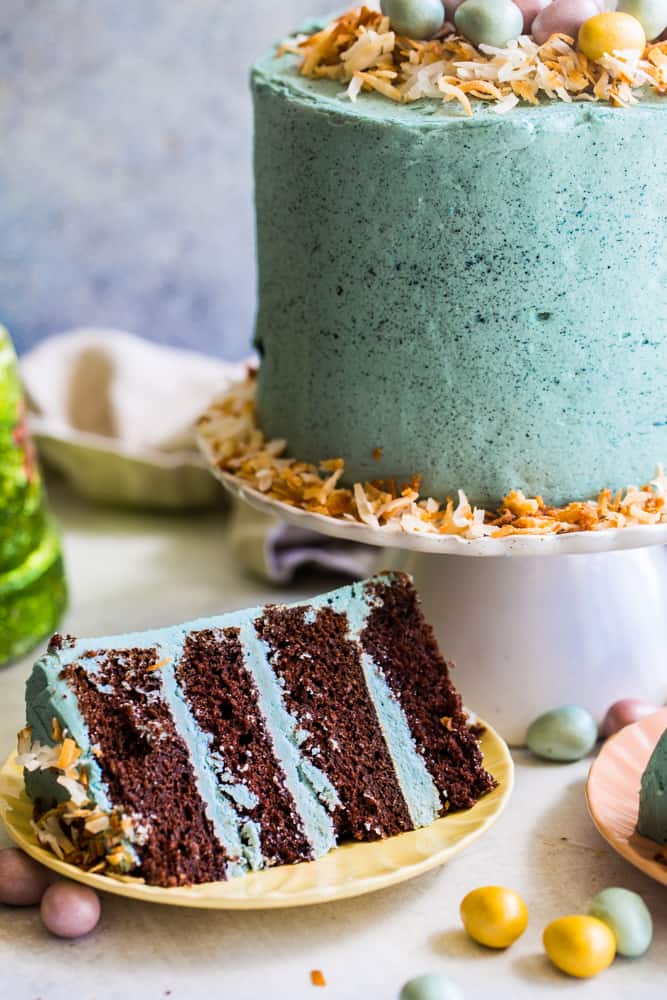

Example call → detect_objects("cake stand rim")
201 453 667 559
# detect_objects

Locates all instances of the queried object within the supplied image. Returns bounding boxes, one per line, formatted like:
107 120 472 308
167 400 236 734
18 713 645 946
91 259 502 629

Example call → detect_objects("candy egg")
532 0 602 44
543 915 616 978
618 0 667 39
513 0 552 32
0 847 53 906
578 11 647 59
455 0 524 46
526 705 597 762
40 881 101 939
601 698 658 738
589 887 653 958
381 0 446 37
460 886 528 948
400 973 465 1000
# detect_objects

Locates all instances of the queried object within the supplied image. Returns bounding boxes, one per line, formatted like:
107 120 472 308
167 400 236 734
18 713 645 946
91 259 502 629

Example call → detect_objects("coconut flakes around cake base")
197 373 667 541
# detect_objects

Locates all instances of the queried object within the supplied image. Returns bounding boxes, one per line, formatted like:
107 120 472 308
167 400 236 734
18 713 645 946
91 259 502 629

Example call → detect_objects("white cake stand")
203 460 667 746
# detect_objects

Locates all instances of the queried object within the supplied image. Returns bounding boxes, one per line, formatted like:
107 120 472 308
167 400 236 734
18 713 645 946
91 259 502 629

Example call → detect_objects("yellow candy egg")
578 11 647 61
460 886 528 949
543 915 616 978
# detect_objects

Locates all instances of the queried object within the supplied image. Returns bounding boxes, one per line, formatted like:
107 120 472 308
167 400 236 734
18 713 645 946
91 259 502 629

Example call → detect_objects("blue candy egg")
400 973 464 1000
618 0 667 39
454 0 524 45
526 705 598 762
589 887 653 958
381 0 446 38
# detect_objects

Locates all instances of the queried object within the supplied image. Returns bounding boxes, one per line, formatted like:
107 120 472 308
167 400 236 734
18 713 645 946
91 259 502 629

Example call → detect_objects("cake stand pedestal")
205 468 667 746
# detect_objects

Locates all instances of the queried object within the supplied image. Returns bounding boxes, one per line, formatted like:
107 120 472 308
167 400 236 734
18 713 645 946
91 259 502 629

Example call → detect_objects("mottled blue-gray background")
0 0 331 358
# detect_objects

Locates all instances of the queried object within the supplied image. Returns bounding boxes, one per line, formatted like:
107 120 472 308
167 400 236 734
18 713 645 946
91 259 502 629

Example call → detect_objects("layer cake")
252 11 667 508
18 572 495 887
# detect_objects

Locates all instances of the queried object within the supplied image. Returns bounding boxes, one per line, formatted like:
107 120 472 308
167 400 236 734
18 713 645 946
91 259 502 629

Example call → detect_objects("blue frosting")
25 651 114 814
326 584 443 828
237 620 338 858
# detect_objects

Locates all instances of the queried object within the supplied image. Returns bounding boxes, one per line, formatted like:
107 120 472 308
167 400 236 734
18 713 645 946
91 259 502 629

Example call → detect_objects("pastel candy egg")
455 0 524 46
618 0 667 38
578 11 647 59
40 881 101 939
400 973 464 1000
460 886 528 948
526 705 597 761
513 0 552 31
601 698 658 738
381 0 445 37
0 848 53 906
543 915 616 978
532 0 601 44
589 887 653 958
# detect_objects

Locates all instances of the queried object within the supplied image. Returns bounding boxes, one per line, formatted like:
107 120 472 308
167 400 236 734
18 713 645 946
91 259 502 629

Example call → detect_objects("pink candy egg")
514 0 552 31
532 0 601 42
0 848 53 906
40 881 101 939
601 698 658 738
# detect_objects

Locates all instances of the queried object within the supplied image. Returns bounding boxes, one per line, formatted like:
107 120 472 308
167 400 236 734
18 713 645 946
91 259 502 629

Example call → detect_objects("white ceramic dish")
34 419 225 511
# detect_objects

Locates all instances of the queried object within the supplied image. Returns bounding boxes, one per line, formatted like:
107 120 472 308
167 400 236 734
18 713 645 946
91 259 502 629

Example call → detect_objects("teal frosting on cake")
638 727 667 844
22 572 467 882
236 618 338 858
326 584 443 828
252 40 667 507
26 651 114 814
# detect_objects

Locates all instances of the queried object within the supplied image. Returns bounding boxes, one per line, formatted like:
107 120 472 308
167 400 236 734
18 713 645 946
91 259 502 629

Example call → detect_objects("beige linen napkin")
20 328 382 583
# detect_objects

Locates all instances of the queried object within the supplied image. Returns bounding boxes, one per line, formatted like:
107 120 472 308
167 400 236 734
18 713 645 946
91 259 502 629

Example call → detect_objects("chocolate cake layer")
361 577 496 809
255 602 414 841
63 648 229 886
175 627 313 868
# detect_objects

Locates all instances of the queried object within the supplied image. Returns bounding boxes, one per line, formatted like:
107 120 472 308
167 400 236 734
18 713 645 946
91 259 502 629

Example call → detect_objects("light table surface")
2 483 666 1000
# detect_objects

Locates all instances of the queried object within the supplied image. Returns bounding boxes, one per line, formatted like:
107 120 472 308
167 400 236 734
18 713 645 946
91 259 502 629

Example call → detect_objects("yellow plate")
0 721 512 910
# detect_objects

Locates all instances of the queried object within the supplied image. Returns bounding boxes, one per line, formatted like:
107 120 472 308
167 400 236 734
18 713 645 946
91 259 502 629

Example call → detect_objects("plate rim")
586 707 667 886
0 719 513 910
199 447 667 559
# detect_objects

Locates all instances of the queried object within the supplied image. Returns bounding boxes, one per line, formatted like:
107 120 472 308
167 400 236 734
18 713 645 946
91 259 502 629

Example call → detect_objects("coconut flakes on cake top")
278 7 667 113
197 373 667 541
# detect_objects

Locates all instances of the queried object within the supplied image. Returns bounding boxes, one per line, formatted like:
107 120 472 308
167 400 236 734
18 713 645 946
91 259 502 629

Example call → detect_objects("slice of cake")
637 729 667 844
17 572 495 887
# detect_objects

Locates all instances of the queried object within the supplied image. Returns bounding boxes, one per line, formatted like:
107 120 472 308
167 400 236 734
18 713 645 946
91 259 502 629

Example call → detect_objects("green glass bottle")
0 325 67 665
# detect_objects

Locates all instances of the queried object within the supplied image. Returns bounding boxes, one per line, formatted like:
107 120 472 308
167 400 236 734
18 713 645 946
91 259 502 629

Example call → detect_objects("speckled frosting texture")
252 46 667 506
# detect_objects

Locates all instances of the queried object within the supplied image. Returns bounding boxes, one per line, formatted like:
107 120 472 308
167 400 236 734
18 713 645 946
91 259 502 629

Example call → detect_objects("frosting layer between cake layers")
252 47 667 507
23 572 494 886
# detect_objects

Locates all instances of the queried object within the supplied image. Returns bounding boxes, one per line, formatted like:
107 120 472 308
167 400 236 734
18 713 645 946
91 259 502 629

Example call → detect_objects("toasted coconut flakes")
85 813 111 834
146 656 171 673
17 725 141 878
494 92 520 113
284 9 666 110
346 73 364 100
199 375 667 542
